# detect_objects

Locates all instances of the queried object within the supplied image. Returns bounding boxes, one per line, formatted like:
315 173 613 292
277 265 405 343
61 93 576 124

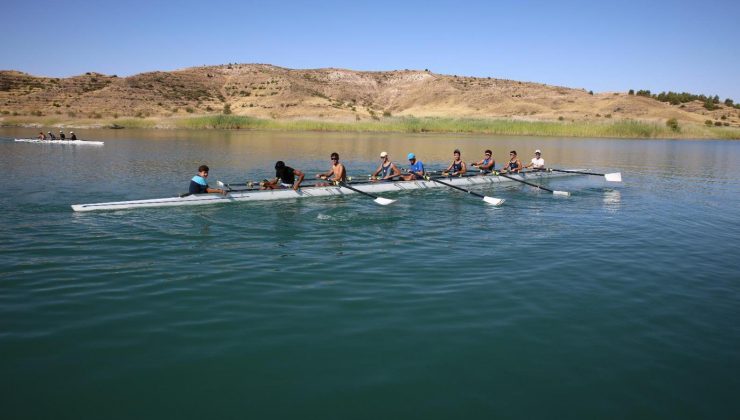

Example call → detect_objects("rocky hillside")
1 64 738 127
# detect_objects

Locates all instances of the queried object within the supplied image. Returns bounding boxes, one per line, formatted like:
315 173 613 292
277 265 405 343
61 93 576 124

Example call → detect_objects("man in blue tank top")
402 153 425 181
188 165 226 195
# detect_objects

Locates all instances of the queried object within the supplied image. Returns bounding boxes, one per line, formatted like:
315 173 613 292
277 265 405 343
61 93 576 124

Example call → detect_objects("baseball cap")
407 152 415 160
535 149 541 154
380 151 388 158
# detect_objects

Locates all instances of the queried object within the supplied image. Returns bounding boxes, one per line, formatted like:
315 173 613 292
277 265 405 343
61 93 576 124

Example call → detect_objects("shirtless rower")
37 131 46 140
372 151 401 181
443 149 467 176
471 149 495 173
316 152 347 185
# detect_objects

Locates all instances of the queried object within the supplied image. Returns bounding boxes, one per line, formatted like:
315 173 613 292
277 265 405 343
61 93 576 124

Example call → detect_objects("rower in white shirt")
524 149 545 170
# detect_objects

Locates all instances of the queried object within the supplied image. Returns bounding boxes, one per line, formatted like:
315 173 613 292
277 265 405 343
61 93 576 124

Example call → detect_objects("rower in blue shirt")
188 165 226 195
402 152 425 181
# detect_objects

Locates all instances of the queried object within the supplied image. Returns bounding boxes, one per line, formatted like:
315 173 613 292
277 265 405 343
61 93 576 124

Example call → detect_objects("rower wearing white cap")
48 131 56 140
69 131 77 140
401 152 425 181
372 151 401 182
59 130 65 140
524 149 545 170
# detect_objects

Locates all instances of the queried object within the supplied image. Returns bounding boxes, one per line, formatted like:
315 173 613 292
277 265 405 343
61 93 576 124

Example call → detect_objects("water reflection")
602 190 622 212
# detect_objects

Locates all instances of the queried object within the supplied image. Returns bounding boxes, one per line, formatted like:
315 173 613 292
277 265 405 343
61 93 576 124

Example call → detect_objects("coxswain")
262 161 305 190
443 149 467 176
401 153 425 181
188 165 226 195
69 131 77 140
524 149 545 170
316 152 347 185
59 130 65 140
499 150 522 174
372 151 401 181
471 149 495 174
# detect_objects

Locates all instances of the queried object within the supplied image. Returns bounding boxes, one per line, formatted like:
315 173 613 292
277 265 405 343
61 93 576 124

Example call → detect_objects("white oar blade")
483 196 505 206
605 172 622 182
373 197 396 206
553 190 571 196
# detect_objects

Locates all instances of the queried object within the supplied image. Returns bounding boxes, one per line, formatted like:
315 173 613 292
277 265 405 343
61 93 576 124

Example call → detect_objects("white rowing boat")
71 169 585 212
15 138 104 145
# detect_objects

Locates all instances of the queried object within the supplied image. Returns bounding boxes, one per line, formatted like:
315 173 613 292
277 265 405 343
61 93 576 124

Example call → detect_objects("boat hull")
71 170 583 212
15 138 104 145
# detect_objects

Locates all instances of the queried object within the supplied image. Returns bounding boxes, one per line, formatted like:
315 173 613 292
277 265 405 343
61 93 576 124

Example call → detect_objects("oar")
496 171 570 196
425 176 505 206
331 180 395 205
546 168 622 182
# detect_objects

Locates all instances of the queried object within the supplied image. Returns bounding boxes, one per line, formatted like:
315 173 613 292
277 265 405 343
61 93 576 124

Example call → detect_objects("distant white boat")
14 138 104 146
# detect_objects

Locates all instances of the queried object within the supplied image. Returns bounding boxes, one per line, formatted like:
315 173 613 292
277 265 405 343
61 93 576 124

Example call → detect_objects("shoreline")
2 115 739 140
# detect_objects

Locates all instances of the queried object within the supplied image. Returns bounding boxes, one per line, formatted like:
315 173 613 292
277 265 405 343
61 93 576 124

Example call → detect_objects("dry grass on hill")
1 63 739 133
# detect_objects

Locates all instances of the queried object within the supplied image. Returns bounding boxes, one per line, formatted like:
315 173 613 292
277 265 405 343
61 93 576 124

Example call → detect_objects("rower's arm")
293 169 305 190
372 164 383 177
388 163 401 179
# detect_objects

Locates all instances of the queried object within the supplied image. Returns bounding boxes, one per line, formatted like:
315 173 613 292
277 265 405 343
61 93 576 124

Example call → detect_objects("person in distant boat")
443 149 467 176
316 152 347 184
499 150 522 174
524 149 545 170
48 131 56 140
59 130 65 140
471 149 495 173
37 131 46 140
401 152 425 181
189 165 226 195
69 131 77 140
262 161 305 191
372 151 401 181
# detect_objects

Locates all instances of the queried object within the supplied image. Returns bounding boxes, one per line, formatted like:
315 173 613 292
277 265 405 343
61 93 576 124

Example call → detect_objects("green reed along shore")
174 115 740 139
4 115 740 139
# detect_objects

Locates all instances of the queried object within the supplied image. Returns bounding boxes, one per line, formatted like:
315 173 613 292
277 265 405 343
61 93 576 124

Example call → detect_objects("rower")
59 130 65 140
48 131 56 140
189 165 226 195
69 131 77 140
316 152 347 185
471 149 495 174
372 151 401 182
37 131 46 140
443 149 467 176
499 150 522 174
524 149 545 170
401 152 425 181
262 161 305 191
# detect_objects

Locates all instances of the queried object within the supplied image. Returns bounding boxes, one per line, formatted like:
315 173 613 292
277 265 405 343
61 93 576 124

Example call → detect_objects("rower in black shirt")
262 161 305 191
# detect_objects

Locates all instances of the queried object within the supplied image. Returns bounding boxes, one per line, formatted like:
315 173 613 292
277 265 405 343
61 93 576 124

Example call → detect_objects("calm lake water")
2 128 739 419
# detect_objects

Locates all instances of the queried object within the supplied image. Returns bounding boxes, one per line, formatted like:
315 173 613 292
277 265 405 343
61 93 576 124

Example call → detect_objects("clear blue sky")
3 0 739 100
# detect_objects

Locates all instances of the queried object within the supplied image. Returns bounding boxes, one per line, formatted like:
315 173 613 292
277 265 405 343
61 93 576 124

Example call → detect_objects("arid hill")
1 63 738 128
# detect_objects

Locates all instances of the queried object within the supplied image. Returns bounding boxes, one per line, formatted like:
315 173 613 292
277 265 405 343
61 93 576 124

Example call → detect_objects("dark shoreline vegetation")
3 115 740 139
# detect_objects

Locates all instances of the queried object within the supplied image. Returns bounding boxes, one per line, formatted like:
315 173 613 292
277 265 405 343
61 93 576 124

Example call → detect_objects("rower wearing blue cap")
402 152 425 181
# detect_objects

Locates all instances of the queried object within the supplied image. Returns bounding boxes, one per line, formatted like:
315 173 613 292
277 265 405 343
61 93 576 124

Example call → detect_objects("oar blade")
553 190 571 196
373 197 396 206
483 196 505 206
605 172 622 182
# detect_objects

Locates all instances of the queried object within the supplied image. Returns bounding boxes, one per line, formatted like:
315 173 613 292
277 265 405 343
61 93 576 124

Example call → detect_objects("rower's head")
453 149 461 158
380 151 388 160
407 152 416 163
330 152 339 164
535 149 541 156
510 150 517 157
485 149 492 157
198 164 210 177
